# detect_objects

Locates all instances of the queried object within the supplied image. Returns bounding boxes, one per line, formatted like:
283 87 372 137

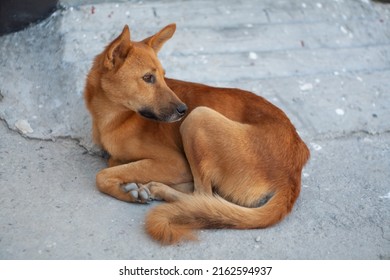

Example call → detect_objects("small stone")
248 52 258 60
335 108 345 116
379 192 390 199
15 120 33 134
310 143 322 151
340 26 348 34
299 83 313 91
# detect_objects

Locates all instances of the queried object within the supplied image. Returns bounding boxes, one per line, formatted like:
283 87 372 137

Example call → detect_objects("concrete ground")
0 0 389 259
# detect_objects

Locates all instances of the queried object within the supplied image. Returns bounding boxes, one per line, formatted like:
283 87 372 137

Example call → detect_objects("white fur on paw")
122 183 151 203
122 183 138 192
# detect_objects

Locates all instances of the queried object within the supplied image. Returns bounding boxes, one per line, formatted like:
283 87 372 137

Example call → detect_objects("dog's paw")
138 182 165 201
121 183 151 204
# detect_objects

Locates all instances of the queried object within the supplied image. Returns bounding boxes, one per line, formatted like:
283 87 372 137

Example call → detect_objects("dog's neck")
85 72 136 147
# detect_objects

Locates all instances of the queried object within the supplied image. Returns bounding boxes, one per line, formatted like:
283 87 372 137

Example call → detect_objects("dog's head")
96 24 187 122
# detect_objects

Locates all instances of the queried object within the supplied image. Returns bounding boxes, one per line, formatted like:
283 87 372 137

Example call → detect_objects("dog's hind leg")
138 181 193 202
180 106 273 207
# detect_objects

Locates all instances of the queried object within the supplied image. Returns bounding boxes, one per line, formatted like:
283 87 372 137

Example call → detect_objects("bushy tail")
145 187 295 245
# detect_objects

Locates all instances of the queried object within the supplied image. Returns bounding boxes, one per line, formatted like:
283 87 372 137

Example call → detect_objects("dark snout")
176 103 188 116
138 102 187 123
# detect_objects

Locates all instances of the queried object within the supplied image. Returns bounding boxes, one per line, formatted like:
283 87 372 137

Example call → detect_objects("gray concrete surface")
0 0 389 259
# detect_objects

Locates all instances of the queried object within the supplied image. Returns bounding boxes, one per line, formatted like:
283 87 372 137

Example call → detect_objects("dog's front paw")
122 183 151 203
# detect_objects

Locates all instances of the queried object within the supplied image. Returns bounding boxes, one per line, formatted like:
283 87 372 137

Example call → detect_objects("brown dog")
84 23 310 244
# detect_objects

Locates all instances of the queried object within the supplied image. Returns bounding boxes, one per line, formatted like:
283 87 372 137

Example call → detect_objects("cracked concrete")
0 0 390 259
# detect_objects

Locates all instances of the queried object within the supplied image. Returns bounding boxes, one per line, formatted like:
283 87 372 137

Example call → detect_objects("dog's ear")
104 25 132 70
142 23 176 53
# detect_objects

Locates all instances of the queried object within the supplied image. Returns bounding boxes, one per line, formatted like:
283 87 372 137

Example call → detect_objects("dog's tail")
145 186 296 244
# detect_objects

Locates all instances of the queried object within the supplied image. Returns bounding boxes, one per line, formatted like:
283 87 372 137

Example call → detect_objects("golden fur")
84 24 310 244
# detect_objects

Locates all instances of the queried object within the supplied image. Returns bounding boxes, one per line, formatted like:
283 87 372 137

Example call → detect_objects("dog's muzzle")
176 103 188 117
139 103 188 122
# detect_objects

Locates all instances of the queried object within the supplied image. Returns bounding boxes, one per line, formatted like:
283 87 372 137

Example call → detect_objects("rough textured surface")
0 0 389 259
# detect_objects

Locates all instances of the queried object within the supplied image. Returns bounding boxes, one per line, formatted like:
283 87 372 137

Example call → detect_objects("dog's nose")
176 103 188 116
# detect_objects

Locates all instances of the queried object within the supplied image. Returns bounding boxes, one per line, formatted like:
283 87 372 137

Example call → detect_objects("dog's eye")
142 73 156 84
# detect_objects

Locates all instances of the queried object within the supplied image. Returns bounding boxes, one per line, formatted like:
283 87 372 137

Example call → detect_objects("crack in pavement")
0 117 104 159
